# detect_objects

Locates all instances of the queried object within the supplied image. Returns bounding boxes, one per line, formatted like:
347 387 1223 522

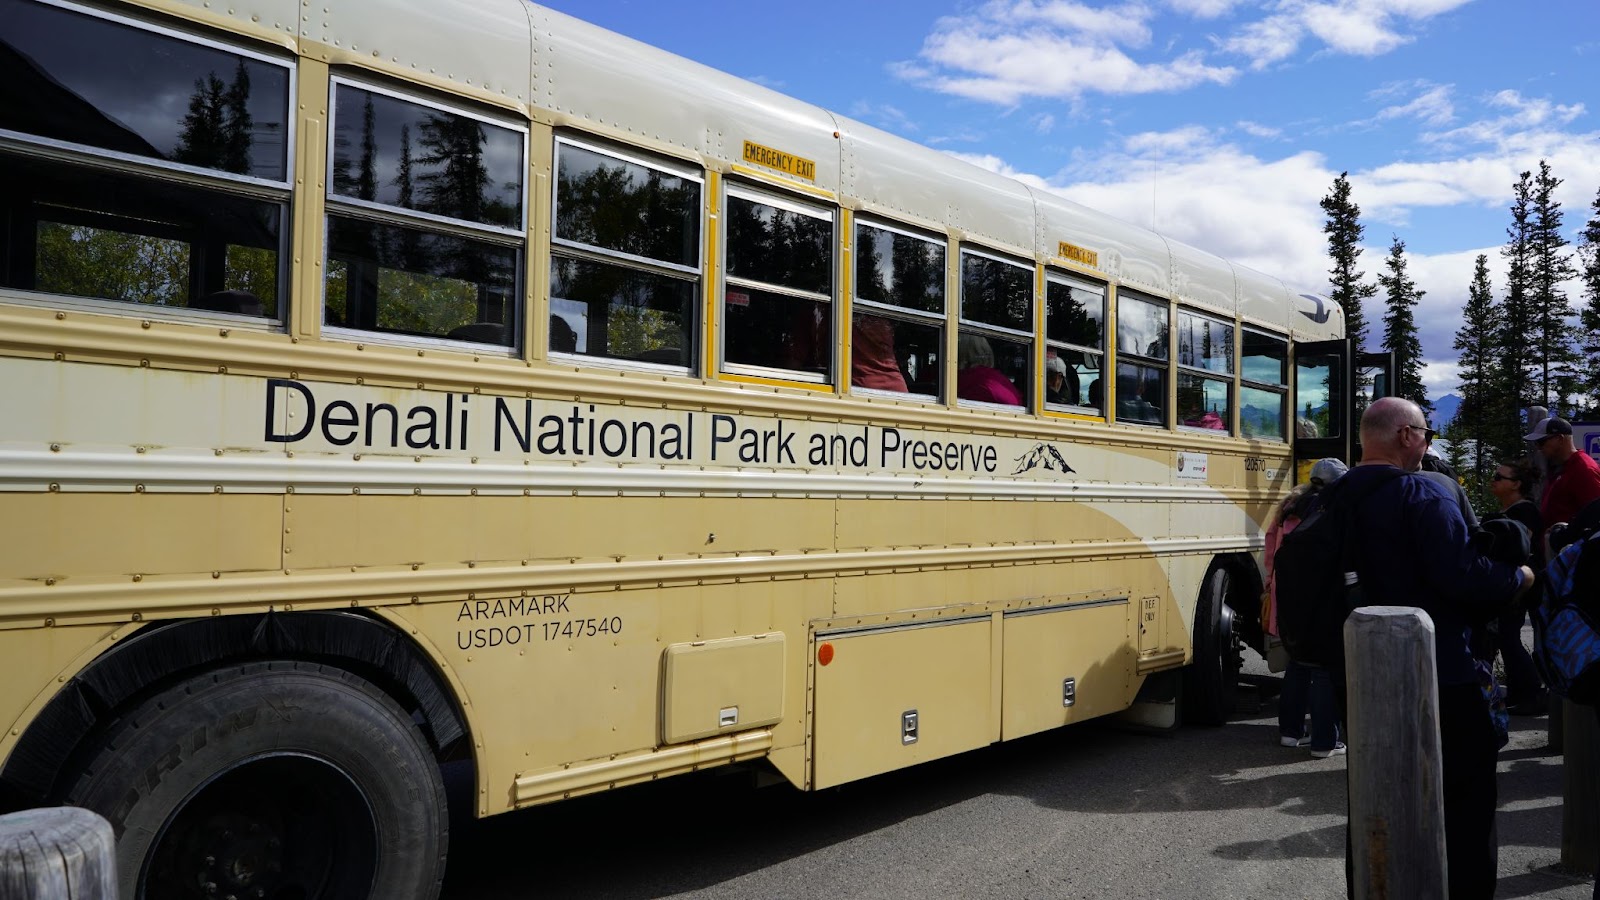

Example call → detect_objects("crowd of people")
1263 398 1600 899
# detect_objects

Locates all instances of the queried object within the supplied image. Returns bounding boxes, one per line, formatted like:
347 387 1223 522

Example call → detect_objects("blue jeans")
1279 661 1340 751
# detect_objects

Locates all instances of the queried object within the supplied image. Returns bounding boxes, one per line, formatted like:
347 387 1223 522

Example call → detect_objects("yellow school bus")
0 0 1352 895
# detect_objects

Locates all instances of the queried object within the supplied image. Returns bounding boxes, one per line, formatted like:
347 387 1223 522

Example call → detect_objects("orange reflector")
817 642 835 666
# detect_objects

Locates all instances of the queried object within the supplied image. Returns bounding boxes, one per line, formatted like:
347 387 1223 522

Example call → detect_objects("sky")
537 0 1600 399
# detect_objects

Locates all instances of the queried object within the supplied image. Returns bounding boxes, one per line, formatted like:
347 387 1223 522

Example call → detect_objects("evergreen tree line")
1320 163 1600 511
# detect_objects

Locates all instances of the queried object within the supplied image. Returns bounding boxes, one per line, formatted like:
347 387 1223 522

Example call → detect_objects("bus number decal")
1243 456 1266 472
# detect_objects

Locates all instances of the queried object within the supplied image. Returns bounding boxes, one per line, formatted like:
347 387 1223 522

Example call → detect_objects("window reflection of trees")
324 86 523 342
727 198 830 295
550 145 699 364
960 254 1030 331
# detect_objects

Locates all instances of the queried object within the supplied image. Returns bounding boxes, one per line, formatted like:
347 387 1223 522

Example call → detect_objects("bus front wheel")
63 660 448 900
1184 565 1243 725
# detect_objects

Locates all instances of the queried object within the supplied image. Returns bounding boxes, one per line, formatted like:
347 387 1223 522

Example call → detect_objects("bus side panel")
1 493 283 583
0 623 132 779
282 494 836 571
812 618 992 790
405 577 829 813
1000 601 1134 740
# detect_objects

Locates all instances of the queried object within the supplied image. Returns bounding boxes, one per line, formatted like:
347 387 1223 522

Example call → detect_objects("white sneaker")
1311 742 1347 759
1279 734 1311 747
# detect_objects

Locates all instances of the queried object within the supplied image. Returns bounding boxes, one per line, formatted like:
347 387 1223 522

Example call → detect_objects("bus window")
851 221 945 399
0 0 290 319
722 188 834 383
1045 275 1106 413
1115 293 1168 425
957 249 1032 409
323 80 525 348
1241 329 1289 441
551 139 701 368
1177 309 1234 433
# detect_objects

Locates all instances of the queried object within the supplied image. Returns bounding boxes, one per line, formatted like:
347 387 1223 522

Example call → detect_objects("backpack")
1273 468 1405 668
1531 530 1600 705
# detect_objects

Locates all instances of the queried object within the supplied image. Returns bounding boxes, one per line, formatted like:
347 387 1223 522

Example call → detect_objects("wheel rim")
139 753 378 900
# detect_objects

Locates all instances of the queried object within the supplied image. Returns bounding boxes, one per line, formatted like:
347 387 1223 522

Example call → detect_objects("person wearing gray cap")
1263 455 1349 757
1528 416 1600 541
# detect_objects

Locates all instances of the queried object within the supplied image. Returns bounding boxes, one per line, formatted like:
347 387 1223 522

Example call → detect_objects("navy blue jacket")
1342 464 1522 686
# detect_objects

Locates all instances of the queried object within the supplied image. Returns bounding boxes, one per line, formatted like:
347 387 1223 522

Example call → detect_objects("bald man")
1338 397 1533 899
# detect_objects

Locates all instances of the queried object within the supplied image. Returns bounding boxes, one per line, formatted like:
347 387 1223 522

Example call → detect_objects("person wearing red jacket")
1528 417 1600 538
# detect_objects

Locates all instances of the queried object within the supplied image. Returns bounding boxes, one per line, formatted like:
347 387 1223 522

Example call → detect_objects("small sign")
742 140 816 181
1057 241 1100 269
1176 451 1209 481
1574 421 1600 462
725 290 751 307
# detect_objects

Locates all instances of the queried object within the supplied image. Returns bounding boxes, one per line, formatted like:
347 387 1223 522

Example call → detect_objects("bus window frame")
1240 326 1290 443
955 245 1034 412
1112 290 1170 428
1043 271 1106 417
548 134 705 373
718 182 837 386
320 74 530 354
1174 306 1235 436
849 216 948 403
0 0 296 327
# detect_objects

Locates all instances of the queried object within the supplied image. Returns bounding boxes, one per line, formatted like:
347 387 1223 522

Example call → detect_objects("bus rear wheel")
63 660 447 900
1184 565 1243 725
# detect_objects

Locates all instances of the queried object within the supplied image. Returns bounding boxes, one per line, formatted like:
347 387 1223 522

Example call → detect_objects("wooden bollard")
0 807 118 900
1562 698 1600 872
1345 606 1447 900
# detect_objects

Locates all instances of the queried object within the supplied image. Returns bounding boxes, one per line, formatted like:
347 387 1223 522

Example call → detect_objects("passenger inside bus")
851 314 908 392
957 334 1023 405
1045 354 1079 405
1116 366 1163 424
550 315 578 353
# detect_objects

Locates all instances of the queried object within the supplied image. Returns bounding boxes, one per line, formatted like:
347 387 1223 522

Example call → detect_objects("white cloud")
894 1 1237 103
850 101 919 134
1236 120 1283 139
1215 0 1476 70
1368 83 1456 127
936 113 1597 396
1033 113 1057 134
1425 90 1586 148
1216 14 1302 70
1165 0 1245 18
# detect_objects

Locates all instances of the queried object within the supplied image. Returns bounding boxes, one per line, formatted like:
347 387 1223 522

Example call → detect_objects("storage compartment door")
812 617 992 789
1002 600 1134 740
661 632 786 744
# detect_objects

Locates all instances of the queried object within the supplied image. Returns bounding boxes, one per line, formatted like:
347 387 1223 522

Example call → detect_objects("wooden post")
1549 691 1565 752
0 807 118 900
1562 698 1600 872
1345 606 1447 900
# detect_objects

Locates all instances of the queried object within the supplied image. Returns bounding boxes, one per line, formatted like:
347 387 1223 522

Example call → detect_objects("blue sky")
537 0 1600 398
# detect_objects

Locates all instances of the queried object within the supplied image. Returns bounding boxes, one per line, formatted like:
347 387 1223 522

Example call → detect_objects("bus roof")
154 0 1343 339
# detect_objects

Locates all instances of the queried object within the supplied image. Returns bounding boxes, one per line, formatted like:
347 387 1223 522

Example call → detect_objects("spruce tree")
1579 187 1600 415
1321 172 1375 354
1449 254 1503 506
1530 160 1579 411
1499 170 1537 436
1377 235 1430 417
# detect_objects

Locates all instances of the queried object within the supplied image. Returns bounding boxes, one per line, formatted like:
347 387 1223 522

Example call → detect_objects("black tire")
63 660 447 900
1184 565 1242 725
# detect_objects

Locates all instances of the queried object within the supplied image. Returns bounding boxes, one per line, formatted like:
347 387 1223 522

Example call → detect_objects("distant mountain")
1433 393 1462 430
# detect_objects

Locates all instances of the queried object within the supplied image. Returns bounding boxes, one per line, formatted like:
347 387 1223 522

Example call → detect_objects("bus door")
1292 340 1395 482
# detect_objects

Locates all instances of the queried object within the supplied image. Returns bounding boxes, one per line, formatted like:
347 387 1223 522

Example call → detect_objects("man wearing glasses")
1527 416 1600 542
1339 397 1535 899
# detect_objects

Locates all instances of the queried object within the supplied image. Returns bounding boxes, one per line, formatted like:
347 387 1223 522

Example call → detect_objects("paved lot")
441 661 1594 899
